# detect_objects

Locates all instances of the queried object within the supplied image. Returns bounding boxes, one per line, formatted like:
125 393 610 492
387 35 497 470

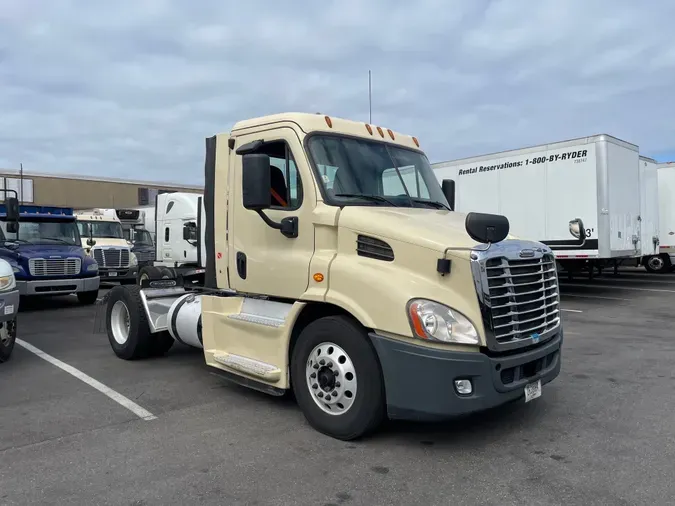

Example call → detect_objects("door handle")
236 251 247 279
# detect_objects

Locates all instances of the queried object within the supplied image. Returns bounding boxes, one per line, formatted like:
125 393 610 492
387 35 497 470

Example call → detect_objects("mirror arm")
255 210 298 239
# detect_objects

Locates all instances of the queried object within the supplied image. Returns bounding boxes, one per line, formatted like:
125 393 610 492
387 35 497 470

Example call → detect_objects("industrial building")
0 168 202 209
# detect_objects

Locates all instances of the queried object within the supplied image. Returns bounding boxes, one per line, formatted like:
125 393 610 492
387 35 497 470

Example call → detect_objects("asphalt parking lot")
2 271 674 506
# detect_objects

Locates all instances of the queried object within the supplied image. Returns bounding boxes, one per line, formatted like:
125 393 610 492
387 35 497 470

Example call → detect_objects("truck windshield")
307 134 450 209
77 221 124 239
1 220 80 245
131 229 153 246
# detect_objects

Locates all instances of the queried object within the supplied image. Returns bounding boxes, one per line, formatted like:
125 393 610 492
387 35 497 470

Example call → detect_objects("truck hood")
13 244 85 258
337 207 489 257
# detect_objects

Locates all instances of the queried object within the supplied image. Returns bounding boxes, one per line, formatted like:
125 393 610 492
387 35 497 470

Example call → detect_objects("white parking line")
561 309 583 313
562 293 636 301
565 283 675 293
16 339 157 421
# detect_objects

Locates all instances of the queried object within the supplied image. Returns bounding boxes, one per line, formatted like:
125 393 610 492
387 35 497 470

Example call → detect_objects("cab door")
228 127 316 299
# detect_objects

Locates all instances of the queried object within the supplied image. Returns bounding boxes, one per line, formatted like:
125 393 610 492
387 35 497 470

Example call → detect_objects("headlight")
407 299 479 345
87 263 98 271
0 274 16 291
130 252 138 266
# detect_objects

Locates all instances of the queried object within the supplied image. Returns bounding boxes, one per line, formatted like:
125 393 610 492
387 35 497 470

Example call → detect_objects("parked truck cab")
0 204 99 304
75 210 138 284
102 113 564 440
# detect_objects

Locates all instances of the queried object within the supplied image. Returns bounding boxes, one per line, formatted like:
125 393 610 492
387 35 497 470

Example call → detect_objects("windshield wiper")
4 238 32 244
41 237 74 245
334 194 399 207
409 198 451 210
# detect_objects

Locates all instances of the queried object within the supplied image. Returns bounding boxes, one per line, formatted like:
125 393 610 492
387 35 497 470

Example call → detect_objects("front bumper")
0 289 20 321
17 276 100 296
369 330 563 421
99 265 138 281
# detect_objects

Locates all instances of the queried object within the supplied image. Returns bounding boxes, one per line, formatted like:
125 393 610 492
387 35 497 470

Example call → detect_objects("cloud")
1 0 674 185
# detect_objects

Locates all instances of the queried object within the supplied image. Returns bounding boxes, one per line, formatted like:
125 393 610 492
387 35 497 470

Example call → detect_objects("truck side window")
256 141 303 210
165 227 170 242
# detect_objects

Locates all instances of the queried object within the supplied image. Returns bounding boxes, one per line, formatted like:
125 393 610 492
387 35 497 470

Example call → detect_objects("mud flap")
92 290 111 335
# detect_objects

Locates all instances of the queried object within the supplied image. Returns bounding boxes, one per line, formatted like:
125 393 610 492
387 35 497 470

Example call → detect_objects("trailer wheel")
290 315 385 441
106 285 171 360
644 254 671 274
77 290 99 305
0 318 17 363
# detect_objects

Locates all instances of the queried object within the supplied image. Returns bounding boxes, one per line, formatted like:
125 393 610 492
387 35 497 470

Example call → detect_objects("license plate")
524 380 542 403
108 272 118 277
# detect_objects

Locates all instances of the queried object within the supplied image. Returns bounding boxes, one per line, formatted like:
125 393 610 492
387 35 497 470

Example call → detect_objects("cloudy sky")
1 0 673 185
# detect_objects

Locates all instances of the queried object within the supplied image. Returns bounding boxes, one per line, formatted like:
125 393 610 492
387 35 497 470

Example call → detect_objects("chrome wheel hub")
305 342 357 415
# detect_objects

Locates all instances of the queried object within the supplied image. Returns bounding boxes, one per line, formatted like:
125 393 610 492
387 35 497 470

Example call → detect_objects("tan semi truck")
98 112 565 440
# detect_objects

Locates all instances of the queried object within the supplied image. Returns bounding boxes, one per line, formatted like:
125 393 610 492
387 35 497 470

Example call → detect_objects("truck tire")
105 285 173 360
137 266 162 284
158 267 176 279
644 254 671 274
77 290 99 305
290 315 385 441
0 318 17 363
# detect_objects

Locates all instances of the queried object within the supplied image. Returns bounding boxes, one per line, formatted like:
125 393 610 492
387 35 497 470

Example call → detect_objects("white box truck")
656 162 675 272
637 156 663 272
432 134 643 278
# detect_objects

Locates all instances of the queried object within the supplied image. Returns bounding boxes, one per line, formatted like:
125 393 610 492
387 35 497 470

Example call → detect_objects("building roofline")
0 168 203 190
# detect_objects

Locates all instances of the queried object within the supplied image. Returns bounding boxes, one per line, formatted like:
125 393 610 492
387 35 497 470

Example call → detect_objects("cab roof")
228 112 422 152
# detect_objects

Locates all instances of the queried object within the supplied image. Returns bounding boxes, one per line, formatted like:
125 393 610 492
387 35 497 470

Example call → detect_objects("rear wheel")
644 254 671 273
290 315 385 441
137 266 163 284
106 285 174 360
0 318 17 363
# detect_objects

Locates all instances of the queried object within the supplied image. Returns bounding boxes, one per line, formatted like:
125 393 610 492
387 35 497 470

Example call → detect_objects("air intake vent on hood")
357 235 394 262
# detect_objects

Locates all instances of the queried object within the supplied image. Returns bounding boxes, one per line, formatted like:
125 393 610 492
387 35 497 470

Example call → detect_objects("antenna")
368 70 372 123
19 163 23 204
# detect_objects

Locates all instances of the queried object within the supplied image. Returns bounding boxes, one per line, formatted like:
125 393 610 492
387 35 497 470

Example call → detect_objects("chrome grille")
471 243 560 351
29 257 81 276
93 247 130 268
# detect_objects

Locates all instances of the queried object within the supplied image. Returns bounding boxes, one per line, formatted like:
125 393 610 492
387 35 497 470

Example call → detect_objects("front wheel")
290 315 385 441
77 290 99 305
0 318 17 363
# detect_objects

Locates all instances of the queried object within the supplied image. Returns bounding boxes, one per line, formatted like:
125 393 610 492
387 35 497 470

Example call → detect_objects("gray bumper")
0 289 20 321
369 330 563 421
99 265 138 281
17 276 100 296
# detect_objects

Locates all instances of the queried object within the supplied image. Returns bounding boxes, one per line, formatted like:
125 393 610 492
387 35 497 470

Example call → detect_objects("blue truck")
0 203 100 304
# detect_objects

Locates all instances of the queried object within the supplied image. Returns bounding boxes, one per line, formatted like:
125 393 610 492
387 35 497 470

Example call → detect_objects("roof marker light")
387 129 395 140
365 124 373 135
325 116 333 128
376 126 384 138
413 136 420 147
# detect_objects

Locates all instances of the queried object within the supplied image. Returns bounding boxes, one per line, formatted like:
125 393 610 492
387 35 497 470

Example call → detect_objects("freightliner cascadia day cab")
109 208 156 269
75 210 139 284
136 192 207 286
0 202 100 304
432 134 646 278
98 113 566 440
657 162 675 271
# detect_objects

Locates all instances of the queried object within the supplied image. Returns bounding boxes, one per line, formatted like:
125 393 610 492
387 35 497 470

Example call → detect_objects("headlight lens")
407 299 479 345
87 263 98 271
130 252 138 266
0 274 16 291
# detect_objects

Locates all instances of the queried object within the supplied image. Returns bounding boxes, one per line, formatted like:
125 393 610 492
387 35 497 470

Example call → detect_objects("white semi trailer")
656 162 675 272
432 134 647 278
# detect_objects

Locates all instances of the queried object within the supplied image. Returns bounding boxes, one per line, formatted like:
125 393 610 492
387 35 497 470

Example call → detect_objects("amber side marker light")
313 273 324 282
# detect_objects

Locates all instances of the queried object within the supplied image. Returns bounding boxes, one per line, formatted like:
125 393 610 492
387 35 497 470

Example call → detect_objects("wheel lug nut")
312 383 318 389
335 382 340 387
333 371 339 377
318 392 324 398
313 364 319 369
310 372 316 379
331 391 338 397
319 359 326 365
327 362 333 368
